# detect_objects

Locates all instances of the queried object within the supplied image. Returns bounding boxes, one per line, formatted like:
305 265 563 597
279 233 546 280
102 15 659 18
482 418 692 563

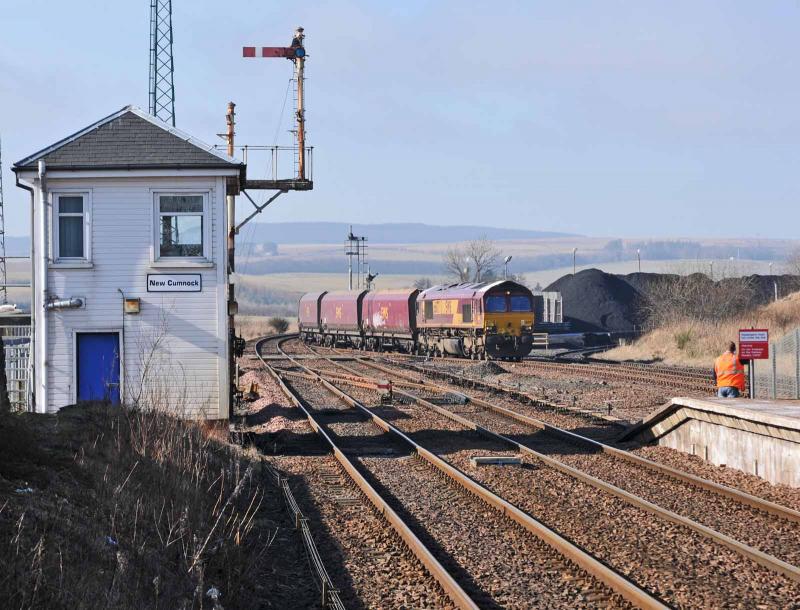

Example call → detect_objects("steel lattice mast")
148 0 176 125
0 137 7 304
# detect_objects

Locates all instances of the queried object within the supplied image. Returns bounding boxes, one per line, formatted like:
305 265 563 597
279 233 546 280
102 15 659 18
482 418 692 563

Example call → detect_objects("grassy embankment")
0 404 276 609
604 291 800 367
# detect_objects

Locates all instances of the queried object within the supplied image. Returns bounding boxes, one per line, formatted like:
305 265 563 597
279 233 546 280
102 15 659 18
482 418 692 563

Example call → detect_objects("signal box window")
462 303 473 323
510 296 532 312
485 295 507 313
55 194 87 260
157 194 206 259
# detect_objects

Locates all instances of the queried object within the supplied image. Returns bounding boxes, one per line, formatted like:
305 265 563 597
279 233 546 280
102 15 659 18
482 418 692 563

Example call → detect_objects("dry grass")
235 315 297 340
604 291 800 367
0 405 274 609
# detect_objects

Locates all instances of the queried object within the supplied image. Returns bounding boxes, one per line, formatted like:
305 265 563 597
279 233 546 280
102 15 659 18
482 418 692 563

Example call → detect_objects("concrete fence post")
796 329 800 399
771 342 777 399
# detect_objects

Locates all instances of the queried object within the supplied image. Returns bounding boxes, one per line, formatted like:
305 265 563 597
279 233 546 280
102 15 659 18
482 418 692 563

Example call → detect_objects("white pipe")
37 160 47 413
45 297 83 310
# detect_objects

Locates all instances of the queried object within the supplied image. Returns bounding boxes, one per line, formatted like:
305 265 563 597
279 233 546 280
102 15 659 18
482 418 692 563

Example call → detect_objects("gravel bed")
632 445 800 512
236 365 454 609
359 454 630 609
272 454 454 609
255 346 800 607
438 398 800 566
377 357 800 512
414 359 677 423
321 361 800 607
305 376 630 608
443 448 800 608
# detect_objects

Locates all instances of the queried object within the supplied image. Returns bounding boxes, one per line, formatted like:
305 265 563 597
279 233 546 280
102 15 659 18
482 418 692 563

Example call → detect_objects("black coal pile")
545 269 645 332
546 269 800 333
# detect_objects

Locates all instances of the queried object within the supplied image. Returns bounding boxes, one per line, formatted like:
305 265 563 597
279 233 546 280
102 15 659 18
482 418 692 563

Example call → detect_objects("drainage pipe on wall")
37 160 48 413
15 174 35 411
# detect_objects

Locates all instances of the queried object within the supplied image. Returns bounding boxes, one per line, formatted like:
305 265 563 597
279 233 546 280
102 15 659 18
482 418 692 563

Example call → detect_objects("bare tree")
413 277 433 290
444 246 471 282
444 237 501 283
466 237 501 282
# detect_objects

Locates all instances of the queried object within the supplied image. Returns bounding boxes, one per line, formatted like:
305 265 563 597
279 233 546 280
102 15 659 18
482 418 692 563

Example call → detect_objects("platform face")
623 397 800 487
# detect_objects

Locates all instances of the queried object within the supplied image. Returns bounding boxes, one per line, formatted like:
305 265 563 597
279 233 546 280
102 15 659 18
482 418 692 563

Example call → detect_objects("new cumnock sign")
147 274 202 293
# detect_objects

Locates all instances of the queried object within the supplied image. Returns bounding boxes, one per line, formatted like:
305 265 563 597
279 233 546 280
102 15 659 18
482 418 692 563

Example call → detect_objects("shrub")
268 316 290 334
674 329 693 350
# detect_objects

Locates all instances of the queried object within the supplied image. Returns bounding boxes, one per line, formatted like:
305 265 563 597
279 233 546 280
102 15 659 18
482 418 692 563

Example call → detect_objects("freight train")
298 280 535 360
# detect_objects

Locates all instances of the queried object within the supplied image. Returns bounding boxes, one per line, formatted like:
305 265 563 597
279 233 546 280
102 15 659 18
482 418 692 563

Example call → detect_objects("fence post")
771 342 777 399
796 329 800 399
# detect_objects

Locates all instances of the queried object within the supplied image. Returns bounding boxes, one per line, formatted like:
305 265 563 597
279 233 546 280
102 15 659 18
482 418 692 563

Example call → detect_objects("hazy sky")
1 1 798 239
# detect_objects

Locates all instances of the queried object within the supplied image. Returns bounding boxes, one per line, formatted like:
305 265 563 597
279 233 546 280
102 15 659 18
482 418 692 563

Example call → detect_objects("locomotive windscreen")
510 295 532 311
486 296 507 312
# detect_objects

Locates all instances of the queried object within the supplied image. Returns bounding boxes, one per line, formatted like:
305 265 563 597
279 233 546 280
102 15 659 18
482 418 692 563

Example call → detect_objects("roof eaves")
14 163 243 172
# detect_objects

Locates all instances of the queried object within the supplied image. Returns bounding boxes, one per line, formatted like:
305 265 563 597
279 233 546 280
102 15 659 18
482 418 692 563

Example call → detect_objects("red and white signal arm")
739 329 769 360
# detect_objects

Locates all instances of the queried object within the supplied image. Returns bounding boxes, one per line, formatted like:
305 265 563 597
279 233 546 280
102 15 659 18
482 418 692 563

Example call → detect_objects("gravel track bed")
631 446 800 513
440 447 800 609
277 347 800 606
305 377 630 608
317 359 800 607
370 357 800 512
238 363 455 609
358 454 630 609
423 396 800 568
271 453 455 609
413 359 676 423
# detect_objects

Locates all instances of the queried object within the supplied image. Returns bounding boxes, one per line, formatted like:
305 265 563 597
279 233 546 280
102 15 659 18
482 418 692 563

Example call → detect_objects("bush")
674 329 693 350
268 316 289 334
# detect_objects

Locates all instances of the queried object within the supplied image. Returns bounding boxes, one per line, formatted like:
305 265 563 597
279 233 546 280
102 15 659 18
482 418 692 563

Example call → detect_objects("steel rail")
281 341 669 609
255 337 480 610
376 350 713 391
324 355 800 584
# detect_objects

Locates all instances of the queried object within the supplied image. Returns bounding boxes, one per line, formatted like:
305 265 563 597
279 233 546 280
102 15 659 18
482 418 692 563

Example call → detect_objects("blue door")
77 333 121 404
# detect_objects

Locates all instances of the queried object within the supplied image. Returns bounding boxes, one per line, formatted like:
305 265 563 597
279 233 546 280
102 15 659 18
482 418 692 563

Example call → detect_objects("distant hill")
245 222 576 244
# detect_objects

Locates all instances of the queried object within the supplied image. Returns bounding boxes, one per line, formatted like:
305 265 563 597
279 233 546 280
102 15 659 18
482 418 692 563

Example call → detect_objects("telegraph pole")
224 102 236 418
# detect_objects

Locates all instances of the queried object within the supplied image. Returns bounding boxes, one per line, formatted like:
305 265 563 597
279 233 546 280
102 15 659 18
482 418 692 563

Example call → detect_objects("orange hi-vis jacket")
714 352 746 391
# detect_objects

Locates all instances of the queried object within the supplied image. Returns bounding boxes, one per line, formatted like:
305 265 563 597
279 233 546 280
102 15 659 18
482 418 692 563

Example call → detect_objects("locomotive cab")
482 284 535 359
415 280 535 360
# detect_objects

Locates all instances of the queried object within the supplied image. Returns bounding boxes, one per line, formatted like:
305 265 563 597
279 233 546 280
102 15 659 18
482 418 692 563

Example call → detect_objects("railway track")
255 335 662 609
290 339 800 607
372 349 714 395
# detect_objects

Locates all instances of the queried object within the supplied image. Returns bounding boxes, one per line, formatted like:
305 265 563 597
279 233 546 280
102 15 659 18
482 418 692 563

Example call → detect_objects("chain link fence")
753 327 800 399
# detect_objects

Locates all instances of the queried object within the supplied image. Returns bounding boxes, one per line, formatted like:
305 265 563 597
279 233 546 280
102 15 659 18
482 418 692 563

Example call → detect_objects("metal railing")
753 327 800 399
1 325 31 411
215 144 314 183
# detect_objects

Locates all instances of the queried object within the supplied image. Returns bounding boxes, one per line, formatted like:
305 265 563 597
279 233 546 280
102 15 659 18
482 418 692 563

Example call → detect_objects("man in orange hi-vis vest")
713 341 746 398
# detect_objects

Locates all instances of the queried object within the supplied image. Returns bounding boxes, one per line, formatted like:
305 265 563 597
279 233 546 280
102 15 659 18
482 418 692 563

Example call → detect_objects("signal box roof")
13 106 244 173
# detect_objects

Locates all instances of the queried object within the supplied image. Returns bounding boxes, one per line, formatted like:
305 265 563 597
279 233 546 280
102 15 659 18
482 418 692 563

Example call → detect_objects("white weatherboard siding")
34 175 229 418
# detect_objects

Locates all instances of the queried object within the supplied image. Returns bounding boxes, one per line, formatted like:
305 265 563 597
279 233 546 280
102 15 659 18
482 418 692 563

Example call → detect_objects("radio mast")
148 0 176 125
